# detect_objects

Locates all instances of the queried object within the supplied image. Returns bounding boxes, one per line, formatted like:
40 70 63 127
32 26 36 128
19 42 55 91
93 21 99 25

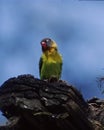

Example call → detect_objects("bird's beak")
41 42 47 48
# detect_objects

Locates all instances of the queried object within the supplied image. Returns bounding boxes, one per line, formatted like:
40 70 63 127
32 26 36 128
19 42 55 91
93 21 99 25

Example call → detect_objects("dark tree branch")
0 74 103 130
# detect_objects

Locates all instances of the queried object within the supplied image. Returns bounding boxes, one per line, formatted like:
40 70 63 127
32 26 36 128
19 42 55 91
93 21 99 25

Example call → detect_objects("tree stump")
0 74 96 130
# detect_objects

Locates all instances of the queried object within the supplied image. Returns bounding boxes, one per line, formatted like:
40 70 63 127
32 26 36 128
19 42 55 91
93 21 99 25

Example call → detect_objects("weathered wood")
88 97 104 129
0 74 98 130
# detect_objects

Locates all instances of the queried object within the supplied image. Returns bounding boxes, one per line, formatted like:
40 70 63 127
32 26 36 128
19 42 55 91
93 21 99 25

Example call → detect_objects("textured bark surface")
0 74 103 130
88 98 104 130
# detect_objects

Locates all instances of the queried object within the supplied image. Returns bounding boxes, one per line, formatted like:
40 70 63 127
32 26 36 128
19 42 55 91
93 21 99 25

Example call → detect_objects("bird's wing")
39 57 43 77
59 60 63 78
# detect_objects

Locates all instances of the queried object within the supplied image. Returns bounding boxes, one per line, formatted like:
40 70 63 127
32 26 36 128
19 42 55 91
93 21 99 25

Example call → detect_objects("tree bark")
0 74 103 130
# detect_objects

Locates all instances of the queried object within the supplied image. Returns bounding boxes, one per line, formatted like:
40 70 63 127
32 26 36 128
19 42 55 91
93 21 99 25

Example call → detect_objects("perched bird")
39 38 63 82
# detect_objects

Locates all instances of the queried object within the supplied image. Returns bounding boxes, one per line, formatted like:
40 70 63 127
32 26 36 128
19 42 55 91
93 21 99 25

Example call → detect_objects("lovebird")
39 38 63 82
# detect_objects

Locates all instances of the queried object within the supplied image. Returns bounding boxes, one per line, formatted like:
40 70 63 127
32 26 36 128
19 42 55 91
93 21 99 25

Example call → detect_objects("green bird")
39 38 63 82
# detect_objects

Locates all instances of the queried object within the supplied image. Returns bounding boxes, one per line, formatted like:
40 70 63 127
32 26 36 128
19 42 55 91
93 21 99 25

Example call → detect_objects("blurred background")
1 0 104 125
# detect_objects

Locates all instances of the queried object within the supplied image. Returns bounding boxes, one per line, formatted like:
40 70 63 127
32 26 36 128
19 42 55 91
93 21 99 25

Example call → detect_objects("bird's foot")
43 79 48 82
48 76 58 83
58 80 69 85
42 78 58 83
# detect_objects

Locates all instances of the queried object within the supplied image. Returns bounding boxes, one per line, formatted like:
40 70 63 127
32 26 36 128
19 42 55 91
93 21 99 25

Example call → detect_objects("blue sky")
1 0 104 125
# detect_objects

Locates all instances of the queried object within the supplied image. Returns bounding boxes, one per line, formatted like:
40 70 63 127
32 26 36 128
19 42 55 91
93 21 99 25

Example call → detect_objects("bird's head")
40 38 57 52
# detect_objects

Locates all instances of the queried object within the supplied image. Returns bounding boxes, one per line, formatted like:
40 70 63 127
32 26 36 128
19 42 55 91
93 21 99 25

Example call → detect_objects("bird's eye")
46 39 49 43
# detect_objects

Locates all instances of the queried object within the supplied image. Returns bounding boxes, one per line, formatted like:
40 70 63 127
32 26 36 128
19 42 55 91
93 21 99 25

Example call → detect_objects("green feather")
39 50 62 80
